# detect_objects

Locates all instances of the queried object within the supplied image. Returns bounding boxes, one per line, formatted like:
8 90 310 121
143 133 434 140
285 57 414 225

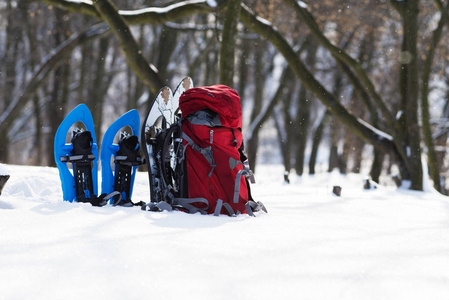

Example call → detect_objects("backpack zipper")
210 130 214 144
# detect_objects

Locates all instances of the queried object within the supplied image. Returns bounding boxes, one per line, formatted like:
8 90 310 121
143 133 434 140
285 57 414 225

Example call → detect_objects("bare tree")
3 0 449 193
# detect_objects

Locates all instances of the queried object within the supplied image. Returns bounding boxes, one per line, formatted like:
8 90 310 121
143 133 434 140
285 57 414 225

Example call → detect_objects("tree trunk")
46 64 67 167
0 0 22 162
219 0 242 88
88 36 109 143
420 2 449 192
328 117 340 173
46 9 71 167
309 111 330 175
294 41 317 176
246 41 266 172
370 149 384 183
274 107 291 182
280 85 296 180
397 0 422 190
156 25 179 83
33 94 43 166
237 28 251 107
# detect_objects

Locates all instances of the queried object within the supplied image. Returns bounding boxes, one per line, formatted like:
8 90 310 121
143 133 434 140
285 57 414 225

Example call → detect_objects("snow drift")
1 164 449 300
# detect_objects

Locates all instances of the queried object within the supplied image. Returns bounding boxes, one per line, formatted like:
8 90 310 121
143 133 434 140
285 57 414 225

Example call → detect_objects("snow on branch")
65 0 92 3
297 1 307 8
119 0 209 16
118 0 214 25
357 118 393 142
39 0 214 25
164 21 220 31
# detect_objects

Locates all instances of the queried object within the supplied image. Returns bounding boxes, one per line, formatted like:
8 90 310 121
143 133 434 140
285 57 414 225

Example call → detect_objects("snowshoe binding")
141 77 193 211
55 105 143 207
62 129 96 202
111 133 145 206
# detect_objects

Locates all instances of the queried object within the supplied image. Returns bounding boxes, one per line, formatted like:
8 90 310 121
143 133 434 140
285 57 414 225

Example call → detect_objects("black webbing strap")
90 191 121 207
62 130 96 203
115 155 144 166
113 163 132 203
113 135 145 206
60 131 145 207
60 154 96 163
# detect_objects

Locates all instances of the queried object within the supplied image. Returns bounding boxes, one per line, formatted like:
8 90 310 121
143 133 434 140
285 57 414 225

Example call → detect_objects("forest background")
1 0 449 193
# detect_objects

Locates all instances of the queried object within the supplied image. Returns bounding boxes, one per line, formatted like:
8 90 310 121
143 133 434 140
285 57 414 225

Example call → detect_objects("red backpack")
142 84 266 216
178 85 266 216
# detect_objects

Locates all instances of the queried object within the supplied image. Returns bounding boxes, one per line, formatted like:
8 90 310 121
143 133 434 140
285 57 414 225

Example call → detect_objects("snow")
2 164 449 299
0 163 8 176
119 0 207 16
206 0 217 8
357 118 393 141
298 1 308 9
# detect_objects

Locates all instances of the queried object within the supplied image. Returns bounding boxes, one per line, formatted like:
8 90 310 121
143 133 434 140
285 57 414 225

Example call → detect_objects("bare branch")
239 3 395 153
282 0 395 128
0 23 110 130
91 0 164 93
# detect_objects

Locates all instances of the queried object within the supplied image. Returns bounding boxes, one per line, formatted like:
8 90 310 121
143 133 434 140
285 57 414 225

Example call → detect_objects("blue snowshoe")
100 109 144 206
54 104 99 203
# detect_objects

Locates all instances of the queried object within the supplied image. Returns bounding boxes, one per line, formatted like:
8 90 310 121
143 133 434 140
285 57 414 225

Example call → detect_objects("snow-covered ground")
1 164 449 300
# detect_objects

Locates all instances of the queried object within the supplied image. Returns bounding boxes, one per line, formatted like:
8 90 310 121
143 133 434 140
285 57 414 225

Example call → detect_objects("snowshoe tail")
172 76 194 118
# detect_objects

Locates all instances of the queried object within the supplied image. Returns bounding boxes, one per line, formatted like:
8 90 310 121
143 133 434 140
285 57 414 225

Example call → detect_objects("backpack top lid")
179 85 242 129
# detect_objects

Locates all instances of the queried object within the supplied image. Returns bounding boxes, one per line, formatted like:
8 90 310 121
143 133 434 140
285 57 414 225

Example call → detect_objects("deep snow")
0 164 8 176
1 164 449 300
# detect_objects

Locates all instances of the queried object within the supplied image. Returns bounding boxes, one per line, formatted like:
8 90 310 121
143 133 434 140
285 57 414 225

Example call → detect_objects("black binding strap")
61 130 144 207
113 135 145 206
64 130 96 203
90 191 121 207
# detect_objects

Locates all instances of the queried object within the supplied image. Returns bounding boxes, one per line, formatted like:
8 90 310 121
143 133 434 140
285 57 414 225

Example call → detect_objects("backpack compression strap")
182 133 216 177
245 201 268 216
142 197 209 214
182 133 266 216
214 199 237 216
173 197 209 214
